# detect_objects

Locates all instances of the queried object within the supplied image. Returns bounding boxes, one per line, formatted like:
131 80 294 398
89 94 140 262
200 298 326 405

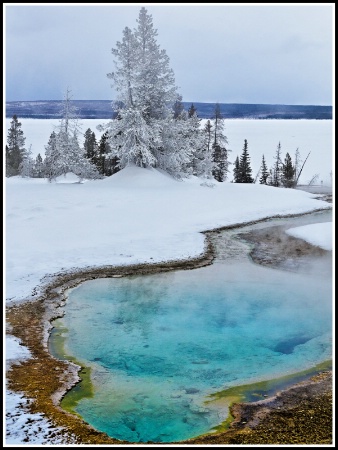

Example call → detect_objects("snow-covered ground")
5 167 332 304
4 165 333 445
5 118 333 186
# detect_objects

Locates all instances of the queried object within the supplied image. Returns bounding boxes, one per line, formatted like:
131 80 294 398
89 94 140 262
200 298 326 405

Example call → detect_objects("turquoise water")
50 259 332 443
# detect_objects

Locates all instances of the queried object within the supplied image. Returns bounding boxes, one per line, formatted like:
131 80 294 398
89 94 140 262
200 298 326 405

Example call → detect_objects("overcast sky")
4 3 334 105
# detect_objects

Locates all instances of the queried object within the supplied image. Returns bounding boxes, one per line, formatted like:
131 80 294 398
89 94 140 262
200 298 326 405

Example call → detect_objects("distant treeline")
6 100 332 120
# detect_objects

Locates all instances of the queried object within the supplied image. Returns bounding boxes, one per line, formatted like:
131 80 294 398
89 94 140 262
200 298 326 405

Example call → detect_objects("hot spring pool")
50 255 332 443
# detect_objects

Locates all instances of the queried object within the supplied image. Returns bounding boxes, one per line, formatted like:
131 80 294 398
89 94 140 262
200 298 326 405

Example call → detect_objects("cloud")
4 4 333 104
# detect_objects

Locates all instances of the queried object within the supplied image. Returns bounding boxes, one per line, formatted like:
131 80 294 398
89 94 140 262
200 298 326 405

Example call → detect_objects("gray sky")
4 3 334 105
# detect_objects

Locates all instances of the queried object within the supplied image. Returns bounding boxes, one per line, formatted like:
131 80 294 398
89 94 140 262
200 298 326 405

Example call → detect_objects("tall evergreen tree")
259 154 269 184
133 7 178 121
108 7 178 122
211 104 229 182
238 139 254 183
6 115 27 176
105 7 196 178
281 152 295 188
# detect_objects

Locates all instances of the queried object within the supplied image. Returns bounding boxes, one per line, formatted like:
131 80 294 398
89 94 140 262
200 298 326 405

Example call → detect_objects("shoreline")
5 208 333 445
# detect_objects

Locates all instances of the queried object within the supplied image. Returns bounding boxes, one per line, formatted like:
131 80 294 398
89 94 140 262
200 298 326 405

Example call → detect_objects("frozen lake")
6 118 333 186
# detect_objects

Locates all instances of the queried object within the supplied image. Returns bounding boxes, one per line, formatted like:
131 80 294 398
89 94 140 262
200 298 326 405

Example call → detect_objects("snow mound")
101 165 178 188
54 172 81 183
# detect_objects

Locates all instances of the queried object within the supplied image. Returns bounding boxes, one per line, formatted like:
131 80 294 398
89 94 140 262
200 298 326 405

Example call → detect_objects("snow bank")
286 222 333 251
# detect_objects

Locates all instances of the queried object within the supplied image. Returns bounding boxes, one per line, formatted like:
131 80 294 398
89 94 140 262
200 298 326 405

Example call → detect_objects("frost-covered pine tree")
107 8 178 121
105 107 160 169
59 87 81 136
191 118 214 179
133 7 178 121
45 88 100 182
104 7 196 178
19 145 35 178
157 115 195 178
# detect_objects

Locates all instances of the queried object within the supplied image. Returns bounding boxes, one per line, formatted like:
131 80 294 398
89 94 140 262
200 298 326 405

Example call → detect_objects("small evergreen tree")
173 95 185 119
233 156 240 182
19 145 35 178
44 88 100 181
293 147 302 185
267 168 274 186
96 130 120 176
44 131 58 180
281 152 295 188
188 103 197 118
5 145 11 176
211 104 229 182
95 131 110 175
6 115 27 176
33 153 44 178
83 128 97 161
293 147 310 187
204 120 213 154
271 142 283 187
259 154 269 184
191 119 214 179
238 139 254 183
212 145 228 182
156 116 193 179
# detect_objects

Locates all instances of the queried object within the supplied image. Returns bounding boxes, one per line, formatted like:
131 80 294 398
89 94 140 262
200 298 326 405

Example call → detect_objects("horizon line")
5 100 333 107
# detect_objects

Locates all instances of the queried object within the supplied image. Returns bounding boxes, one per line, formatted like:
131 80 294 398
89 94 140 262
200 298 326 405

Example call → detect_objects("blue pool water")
50 258 332 443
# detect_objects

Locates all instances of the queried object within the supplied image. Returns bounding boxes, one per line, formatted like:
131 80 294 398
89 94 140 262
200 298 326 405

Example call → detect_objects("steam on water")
50 213 332 443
